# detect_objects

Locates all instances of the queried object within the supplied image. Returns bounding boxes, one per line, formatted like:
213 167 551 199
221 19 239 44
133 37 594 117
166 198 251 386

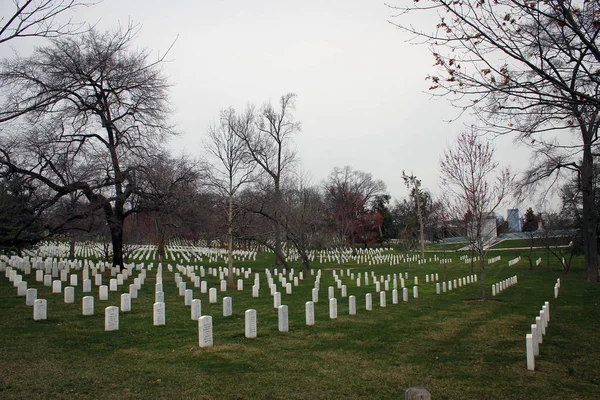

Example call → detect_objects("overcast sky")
2 0 541 212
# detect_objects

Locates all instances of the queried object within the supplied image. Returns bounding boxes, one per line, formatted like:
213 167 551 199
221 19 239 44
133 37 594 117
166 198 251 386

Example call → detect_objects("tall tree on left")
0 25 176 269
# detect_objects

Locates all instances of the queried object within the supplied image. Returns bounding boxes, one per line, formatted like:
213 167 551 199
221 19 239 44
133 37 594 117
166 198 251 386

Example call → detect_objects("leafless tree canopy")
0 0 97 45
440 129 513 300
0 25 175 267
390 0 600 282
325 165 386 254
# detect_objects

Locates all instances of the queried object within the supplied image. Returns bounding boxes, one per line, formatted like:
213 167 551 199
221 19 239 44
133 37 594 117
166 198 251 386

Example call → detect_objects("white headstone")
379 291 386 307
201 281 208 294
392 289 398 304
252 284 259 298
531 324 539 356
99 285 108 300
278 305 289 332
245 309 257 338
120 293 131 312
52 280 62 294
82 295 94 316
26 288 37 306
312 288 318 303
403 288 408 302
33 299 47 320
153 302 166 326
64 286 75 303
83 279 92 293
17 281 27 296
191 299 202 320
129 284 138 299
305 301 315 325
223 296 232 317
413 286 419 298
155 291 164 303
109 278 118 291
209 288 218 303
198 315 213 347
329 298 338 319
70 274 78 286
105 306 119 331
526 333 535 371
366 293 372 311
185 289 193 306
273 292 281 308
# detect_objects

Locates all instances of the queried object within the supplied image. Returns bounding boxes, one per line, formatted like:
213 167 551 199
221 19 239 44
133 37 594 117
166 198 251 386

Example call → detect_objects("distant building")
507 209 521 232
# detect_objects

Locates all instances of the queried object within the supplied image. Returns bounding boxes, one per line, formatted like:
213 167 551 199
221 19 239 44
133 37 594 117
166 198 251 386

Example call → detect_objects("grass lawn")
424 242 467 251
0 249 598 399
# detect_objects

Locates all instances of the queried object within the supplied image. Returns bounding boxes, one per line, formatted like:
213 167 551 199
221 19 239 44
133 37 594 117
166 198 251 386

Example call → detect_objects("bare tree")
324 165 386 255
282 177 327 274
440 129 513 300
233 93 300 268
0 25 175 269
204 108 254 285
402 171 426 260
390 0 600 283
0 0 99 122
134 154 200 259
1 0 97 45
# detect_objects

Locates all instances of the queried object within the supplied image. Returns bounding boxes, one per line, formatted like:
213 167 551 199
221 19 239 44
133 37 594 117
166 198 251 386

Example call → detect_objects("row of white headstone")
1 259 147 320
488 256 502 264
508 256 521 266
491 275 518 296
435 274 478 294
525 301 551 371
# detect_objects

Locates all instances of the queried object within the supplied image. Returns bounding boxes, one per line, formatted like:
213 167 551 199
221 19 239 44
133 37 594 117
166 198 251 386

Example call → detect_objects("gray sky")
3 0 540 210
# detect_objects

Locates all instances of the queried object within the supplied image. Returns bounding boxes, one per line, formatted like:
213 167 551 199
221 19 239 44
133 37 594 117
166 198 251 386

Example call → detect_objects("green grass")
0 250 598 399
424 242 467 251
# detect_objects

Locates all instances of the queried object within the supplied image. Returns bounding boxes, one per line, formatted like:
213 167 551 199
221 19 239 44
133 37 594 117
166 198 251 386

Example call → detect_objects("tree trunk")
227 191 234 286
274 179 284 266
110 224 124 271
479 257 486 301
580 144 599 282
415 186 425 260
69 236 76 260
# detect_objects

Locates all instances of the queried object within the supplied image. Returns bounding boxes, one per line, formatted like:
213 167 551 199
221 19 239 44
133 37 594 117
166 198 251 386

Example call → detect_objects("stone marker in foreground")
365 293 372 311
64 286 75 303
82 296 94 316
120 293 131 312
404 386 431 400
526 333 535 371
209 287 218 304
329 298 338 319
33 299 47 320
105 306 119 331
223 296 232 317
349 295 356 315
245 309 257 338
278 305 289 332
305 301 315 325
153 302 166 326
199 315 213 347
26 288 37 306
191 299 202 320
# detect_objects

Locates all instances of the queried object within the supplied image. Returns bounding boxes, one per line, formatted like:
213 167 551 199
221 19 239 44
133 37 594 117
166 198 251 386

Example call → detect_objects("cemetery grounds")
0 244 599 399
